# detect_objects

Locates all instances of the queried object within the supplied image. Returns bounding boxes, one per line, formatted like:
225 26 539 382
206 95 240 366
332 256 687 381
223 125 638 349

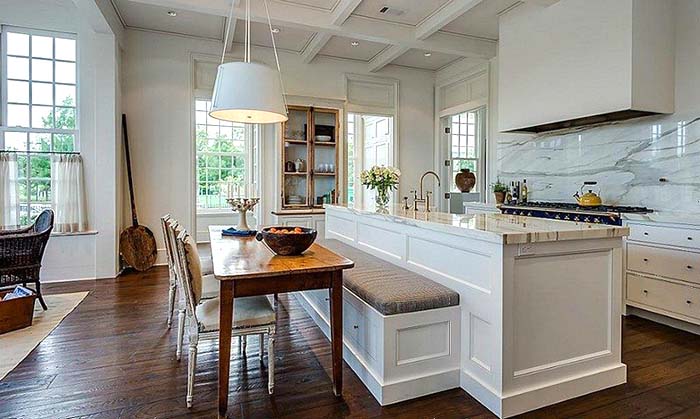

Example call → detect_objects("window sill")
51 230 98 237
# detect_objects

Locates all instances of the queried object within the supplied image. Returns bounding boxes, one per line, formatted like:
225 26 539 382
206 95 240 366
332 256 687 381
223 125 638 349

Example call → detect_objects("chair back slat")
173 229 200 321
160 214 174 270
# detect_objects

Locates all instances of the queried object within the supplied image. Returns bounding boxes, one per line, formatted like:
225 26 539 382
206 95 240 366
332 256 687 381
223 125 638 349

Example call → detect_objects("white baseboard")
461 364 627 418
295 291 460 405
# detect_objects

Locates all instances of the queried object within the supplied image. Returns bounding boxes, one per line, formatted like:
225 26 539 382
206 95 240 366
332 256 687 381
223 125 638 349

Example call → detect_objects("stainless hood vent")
508 110 659 134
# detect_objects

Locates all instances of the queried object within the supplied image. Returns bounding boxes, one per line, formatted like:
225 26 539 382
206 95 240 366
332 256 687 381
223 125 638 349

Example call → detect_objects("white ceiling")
351 0 453 26
440 0 521 40
111 0 225 40
392 49 462 71
233 21 314 53
318 35 388 62
109 0 514 71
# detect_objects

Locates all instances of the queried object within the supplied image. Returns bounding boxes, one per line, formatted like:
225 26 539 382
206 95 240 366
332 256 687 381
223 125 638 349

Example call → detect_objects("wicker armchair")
0 209 54 310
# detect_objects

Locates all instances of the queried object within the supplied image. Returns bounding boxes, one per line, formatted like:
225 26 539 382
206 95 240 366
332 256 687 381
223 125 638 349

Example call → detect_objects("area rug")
0 291 89 381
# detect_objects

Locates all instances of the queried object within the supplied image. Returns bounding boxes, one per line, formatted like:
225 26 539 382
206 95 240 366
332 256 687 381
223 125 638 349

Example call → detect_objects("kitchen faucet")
417 171 441 212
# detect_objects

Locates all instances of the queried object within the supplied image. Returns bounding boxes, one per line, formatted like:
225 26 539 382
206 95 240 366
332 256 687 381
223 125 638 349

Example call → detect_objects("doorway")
346 113 395 207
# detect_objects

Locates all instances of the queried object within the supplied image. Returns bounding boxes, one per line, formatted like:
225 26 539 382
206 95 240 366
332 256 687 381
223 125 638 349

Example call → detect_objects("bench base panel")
294 290 461 405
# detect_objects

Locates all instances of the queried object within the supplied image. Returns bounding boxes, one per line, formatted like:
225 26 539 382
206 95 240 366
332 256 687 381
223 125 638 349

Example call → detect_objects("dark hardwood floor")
2 267 700 418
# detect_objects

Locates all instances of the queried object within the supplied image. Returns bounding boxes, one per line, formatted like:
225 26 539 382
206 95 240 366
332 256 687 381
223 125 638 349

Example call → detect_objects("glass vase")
375 187 390 209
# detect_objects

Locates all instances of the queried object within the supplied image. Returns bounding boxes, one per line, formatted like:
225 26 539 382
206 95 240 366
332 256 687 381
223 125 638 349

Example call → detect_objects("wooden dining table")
209 226 354 418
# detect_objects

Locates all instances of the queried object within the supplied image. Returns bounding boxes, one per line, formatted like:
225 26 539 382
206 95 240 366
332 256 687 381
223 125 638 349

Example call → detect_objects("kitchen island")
319 203 629 418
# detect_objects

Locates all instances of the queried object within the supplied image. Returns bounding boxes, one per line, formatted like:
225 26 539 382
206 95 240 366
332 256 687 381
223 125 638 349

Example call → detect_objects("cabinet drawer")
628 243 700 285
627 274 700 320
628 223 700 250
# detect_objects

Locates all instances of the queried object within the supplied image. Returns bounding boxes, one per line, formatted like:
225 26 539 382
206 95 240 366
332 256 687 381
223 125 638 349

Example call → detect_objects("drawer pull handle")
687 266 693 270
325 298 329 301
353 325 359 329
643 289 648 294
687 300 693 305
689 237 694 241
643 258 649 262
643 232 649 236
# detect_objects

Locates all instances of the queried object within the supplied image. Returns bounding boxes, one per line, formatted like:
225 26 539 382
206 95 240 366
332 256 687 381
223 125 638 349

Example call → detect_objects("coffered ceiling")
109 0 554 72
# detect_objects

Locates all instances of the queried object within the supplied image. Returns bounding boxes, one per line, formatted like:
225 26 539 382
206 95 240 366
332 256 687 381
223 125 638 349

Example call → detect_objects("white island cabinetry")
324 204 629 418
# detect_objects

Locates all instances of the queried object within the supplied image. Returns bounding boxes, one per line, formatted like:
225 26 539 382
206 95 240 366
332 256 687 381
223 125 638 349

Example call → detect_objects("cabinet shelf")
314 142 336 146
284 172 307 176
284 139 307 144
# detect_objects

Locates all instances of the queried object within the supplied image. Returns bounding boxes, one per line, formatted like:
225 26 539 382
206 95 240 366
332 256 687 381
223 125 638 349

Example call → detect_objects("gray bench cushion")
320 239 459 316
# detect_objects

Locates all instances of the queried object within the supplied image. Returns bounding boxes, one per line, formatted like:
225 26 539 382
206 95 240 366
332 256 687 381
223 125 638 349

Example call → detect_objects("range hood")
498 0 675 134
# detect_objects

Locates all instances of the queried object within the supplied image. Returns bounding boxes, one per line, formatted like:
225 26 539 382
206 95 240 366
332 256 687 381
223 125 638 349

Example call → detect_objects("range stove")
500 201 653 226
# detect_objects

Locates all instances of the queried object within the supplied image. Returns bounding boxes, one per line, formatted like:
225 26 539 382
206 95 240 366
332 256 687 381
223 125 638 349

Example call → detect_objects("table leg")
329 270 343 396
218 281 234 418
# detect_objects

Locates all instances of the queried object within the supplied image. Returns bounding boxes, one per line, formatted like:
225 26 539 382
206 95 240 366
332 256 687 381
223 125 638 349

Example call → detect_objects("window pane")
31 35 53 59
7 104 29 127
30 204 51 221
55 84 75 106
32 82 53 105
7 56 29 79
7 80 29 103
17 155 28 178
32 105 53 128
196 100 207 111
7 32 30 56
54 107 76 129
30 180 52 202
4 132 27 150
55 61 75 84
55 38 76 61
29 133 51 151
53 134 75 152
32 59 53 82
196 111 207 125
30 155 51 178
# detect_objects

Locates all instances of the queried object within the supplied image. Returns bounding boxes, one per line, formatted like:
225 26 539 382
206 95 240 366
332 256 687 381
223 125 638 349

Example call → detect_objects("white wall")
1 0 120 281
122 29 435 257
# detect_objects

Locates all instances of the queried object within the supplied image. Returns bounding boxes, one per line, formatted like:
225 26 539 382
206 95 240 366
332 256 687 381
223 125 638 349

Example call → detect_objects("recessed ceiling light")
271 28 280 34
167 11 177 17
351 41 360 47
424 52 432 57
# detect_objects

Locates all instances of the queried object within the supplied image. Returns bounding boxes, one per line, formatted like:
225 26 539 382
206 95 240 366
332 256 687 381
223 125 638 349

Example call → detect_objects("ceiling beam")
127 0 497 59
301 32 331 63
415 0 485 40
331 0 362 26
522 0 559 6
368 45 409 73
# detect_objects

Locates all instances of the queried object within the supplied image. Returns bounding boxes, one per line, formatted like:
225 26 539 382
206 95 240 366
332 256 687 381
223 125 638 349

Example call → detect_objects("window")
346 113 356 204
1 27 78 226
449 108 484 193
195 99 258 210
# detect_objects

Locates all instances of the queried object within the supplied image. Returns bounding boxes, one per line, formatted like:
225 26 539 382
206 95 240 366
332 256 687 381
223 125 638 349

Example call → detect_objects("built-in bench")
295 239 461 405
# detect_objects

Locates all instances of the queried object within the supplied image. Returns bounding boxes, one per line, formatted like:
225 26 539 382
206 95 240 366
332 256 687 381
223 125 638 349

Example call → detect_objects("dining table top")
208 226 354 281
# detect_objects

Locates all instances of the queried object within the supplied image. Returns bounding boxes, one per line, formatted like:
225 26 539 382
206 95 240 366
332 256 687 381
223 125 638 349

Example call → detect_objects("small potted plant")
492 180 508 204
360 165 401 209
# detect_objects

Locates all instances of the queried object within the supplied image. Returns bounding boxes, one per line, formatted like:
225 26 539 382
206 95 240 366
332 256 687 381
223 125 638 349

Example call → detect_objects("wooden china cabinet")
272 105 341 236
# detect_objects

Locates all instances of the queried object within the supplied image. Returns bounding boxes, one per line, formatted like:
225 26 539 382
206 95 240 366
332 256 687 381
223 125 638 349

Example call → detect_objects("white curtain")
0 152 19 228
51 154 88 233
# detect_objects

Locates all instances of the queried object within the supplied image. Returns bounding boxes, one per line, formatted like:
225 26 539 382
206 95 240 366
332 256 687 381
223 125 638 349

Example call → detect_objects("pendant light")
209 0 288 124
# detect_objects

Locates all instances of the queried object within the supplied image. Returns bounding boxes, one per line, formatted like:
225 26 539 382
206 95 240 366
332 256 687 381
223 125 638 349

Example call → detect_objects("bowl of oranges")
255 226 318 256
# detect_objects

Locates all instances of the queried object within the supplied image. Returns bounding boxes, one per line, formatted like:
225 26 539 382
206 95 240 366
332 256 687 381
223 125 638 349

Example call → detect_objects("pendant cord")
221 0 235 64
245 0 250 63
263 0 288 115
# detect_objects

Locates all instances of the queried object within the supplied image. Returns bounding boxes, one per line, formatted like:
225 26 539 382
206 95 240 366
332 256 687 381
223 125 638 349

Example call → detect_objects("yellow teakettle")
573 181 603 207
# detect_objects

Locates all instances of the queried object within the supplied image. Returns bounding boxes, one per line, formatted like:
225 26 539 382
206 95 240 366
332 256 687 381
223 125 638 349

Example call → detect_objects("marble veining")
326 204 628 245
497 111 700 216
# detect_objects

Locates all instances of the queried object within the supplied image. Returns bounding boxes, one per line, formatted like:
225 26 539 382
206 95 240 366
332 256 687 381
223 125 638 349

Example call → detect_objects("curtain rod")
0 151 80 155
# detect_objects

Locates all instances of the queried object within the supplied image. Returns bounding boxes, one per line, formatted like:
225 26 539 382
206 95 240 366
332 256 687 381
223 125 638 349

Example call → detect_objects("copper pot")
455 169 476 193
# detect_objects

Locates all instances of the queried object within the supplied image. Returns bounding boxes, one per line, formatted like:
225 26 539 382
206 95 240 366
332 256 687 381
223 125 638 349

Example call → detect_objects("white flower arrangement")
360 165 401 191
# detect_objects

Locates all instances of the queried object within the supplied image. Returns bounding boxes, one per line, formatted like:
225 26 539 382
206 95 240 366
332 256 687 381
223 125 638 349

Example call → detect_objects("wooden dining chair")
173 228 277 407
164 218 221 359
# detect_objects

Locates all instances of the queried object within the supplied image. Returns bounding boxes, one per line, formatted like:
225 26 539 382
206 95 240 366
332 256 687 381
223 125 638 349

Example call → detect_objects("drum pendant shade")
209 62 288 124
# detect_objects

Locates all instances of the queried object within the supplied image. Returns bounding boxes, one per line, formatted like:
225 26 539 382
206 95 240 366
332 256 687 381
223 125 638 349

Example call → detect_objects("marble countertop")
622 211 700 227
325 204 629 245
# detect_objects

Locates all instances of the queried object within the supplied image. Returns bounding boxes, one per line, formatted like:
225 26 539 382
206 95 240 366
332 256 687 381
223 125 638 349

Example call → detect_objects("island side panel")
500 238 626 418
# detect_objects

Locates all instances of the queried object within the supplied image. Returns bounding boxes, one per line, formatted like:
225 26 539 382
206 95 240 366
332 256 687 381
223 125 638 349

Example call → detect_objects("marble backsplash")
496 111 700 214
